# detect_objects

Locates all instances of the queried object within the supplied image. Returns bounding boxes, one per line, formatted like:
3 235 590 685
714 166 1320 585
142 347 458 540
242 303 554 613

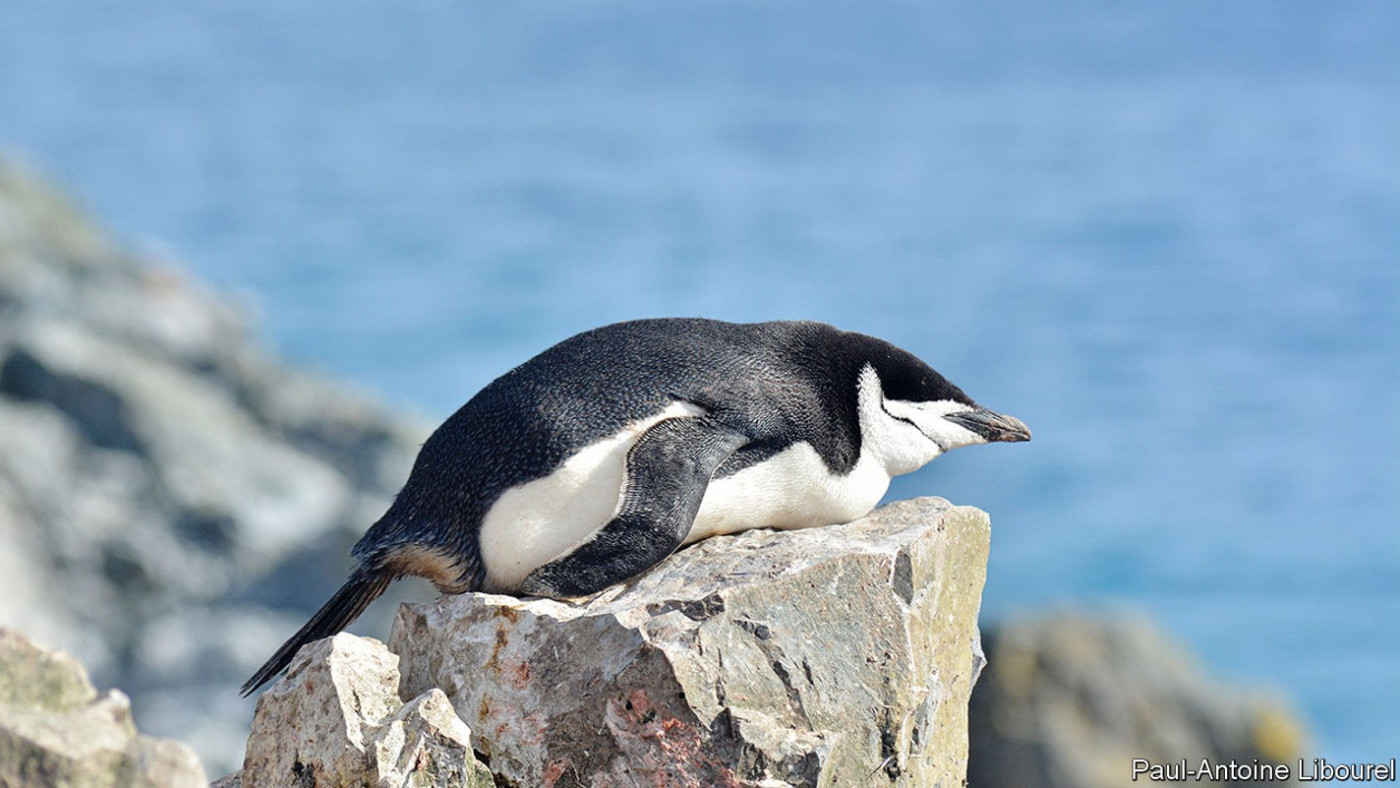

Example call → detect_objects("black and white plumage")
241 318 1029 694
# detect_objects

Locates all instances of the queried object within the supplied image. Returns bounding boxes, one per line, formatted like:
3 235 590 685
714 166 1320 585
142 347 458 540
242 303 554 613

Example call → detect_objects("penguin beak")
943 407 1032 443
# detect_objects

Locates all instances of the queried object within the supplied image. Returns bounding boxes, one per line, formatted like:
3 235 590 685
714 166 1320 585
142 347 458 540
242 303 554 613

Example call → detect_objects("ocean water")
3 0 1397 761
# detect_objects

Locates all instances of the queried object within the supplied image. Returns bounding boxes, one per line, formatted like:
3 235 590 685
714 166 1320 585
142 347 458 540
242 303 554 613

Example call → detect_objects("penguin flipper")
519 416 747 598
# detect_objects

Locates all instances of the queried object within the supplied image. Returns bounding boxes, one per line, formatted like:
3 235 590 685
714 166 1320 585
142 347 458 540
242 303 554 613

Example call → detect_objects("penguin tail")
240 565 394 697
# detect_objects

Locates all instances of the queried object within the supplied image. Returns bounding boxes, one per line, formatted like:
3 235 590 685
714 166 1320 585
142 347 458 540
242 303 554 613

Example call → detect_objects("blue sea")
4 0 1397 762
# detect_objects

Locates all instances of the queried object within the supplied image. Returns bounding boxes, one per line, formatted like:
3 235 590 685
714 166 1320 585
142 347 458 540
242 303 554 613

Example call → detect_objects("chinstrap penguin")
241 318 1030 694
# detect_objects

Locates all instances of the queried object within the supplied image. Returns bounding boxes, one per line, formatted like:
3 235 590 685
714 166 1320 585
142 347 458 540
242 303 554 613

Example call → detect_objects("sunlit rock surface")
237 634 494 788
390 497 991 788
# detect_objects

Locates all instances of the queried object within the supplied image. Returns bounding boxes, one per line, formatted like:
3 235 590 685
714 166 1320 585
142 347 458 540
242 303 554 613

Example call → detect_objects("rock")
0 623 96 710
389 497 990 788
240 633 494 788
0 627 208 788
967 613 1309 788
0 157 430 774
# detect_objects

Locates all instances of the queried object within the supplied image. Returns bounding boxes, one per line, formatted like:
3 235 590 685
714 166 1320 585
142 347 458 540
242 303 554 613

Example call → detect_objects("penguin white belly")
478 402 704 590
686 442 891 544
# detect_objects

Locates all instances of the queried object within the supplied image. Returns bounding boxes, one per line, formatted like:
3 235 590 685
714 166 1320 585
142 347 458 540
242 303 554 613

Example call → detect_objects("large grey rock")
968 613 1309 788
0 158 430 773
239 633 494 788
390 497 990 788
0 627 208 788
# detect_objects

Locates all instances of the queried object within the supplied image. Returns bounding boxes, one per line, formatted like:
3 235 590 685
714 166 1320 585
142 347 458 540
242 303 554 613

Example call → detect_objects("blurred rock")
240 633 494 788
390 497 990 788
0 158 429 774
0 627 208 788
968 613 1309 788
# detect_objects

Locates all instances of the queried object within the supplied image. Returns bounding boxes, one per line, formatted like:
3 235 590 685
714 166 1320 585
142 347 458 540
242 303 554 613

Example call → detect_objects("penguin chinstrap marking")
241 318 1030 695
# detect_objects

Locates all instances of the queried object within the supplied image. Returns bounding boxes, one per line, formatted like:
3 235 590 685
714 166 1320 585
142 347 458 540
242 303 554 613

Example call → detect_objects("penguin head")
855 346 1031 475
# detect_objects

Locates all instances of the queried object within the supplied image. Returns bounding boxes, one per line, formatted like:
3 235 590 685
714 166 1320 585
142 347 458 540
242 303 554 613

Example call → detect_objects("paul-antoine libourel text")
1132 757 1397 783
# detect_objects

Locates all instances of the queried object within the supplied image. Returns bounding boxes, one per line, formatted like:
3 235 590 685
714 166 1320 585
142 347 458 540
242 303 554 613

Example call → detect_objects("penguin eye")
880 401 918 430
880 400 945 447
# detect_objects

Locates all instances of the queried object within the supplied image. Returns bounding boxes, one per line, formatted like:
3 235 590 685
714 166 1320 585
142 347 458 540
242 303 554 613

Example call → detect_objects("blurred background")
1 0 1396 780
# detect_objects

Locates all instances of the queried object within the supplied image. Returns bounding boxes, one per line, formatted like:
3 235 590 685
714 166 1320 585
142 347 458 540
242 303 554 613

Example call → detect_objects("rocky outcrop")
389 497 990 788
0 159 428 773
0 628 207 788
968 613 1309 788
